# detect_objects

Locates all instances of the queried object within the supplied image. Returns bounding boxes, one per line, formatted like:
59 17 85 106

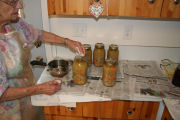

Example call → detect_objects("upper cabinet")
161 0 180 18
47 0 180 18
47 0 107 15
108 0 163 17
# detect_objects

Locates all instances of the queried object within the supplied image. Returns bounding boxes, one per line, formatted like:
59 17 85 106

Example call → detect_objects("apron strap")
8 24 16 31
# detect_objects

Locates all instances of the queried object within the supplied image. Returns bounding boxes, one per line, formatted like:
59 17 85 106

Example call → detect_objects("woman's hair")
0 0 19 6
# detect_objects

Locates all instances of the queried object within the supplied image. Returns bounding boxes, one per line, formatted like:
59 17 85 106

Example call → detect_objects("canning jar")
93 43 105 67
107 44 119 64
73 56 88 85
83 44 92 65
102 59 117 87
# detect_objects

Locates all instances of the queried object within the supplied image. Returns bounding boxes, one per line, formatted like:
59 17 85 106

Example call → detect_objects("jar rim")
105 59 116 66
74 56 88 62
95 43 104 48
109 44 118 50
83 44 91 50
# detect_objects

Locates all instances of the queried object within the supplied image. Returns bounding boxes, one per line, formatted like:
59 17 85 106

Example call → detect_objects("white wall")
50 18 180 47
22 0 180 81
48 17 180 63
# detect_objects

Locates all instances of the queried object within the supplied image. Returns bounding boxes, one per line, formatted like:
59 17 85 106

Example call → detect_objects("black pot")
172 65 180 87
48 59 69 77
30 59 71 77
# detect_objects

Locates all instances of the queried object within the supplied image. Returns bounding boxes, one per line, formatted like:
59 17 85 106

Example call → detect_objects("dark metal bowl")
48 60 69 77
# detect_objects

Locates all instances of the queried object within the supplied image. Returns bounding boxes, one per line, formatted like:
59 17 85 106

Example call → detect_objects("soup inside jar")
107 44 119 64
93 43 105 67
73 56 88 85
102 59 117 87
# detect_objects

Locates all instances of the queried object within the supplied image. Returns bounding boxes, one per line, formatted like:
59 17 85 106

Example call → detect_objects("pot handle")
30 60 47 66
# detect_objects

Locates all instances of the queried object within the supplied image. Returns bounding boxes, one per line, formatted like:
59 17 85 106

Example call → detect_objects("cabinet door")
140 102 160 120
44 103 82 117
100 101 143 119
161 106 173 120
161 0 180 18
82 102 100 118
47 0 107 15
45 115 94 120
108 0 163 17
64 103 83 117
44 106 66 115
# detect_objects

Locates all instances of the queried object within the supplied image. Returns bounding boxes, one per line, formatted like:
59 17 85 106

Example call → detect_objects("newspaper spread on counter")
31 60 180 107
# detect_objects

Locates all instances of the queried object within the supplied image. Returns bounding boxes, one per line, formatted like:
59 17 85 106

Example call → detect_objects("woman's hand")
36 80 61 95
66 39 85 56
0 80 62 102
39 31 85 55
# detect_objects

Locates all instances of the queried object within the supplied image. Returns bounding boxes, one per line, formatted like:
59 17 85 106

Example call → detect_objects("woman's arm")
0 80 61 102
38 30 66 45
38 30 85 55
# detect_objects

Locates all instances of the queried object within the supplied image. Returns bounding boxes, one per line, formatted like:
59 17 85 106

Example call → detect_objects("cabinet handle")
174 0 179 4
149 0 155 4
68 107 74 111
127 110 132 115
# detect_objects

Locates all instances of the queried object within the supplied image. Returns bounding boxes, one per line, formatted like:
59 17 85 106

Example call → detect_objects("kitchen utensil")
160 59 176 79
30 59 72 77
87 76 101 80
48 59 69 77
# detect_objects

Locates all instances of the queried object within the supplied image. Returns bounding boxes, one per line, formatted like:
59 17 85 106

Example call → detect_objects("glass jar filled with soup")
83 44 92 66
107 44 119 64
73 56 88 85
93 43 105 67
102 59 117 87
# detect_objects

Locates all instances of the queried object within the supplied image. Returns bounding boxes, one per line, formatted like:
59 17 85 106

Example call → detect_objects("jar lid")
105 59 116 66
95 43 104 49
74 56 87 62
109 44 118 50
83 44 91 50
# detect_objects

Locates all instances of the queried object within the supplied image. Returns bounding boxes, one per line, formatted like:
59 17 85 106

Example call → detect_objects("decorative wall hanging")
89 0 104 18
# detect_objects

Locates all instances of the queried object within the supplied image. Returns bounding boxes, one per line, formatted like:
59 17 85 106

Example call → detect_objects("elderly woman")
0 0 85 120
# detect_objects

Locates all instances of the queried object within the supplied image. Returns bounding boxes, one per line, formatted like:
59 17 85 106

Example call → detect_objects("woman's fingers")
37 80 61 95
49 79 61 86
44 87 59 95
74 41 85 55
66 39 85 55
76 42 85 55
50 80 61 90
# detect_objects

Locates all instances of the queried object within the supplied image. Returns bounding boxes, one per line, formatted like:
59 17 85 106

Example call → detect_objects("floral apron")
0 30 39 120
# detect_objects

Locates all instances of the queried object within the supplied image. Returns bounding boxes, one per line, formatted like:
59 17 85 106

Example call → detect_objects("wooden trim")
140 102 160 120
161 106 173 120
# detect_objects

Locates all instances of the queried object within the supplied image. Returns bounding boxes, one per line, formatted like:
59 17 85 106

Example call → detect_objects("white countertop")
31 60 180 119
31 60 172 105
